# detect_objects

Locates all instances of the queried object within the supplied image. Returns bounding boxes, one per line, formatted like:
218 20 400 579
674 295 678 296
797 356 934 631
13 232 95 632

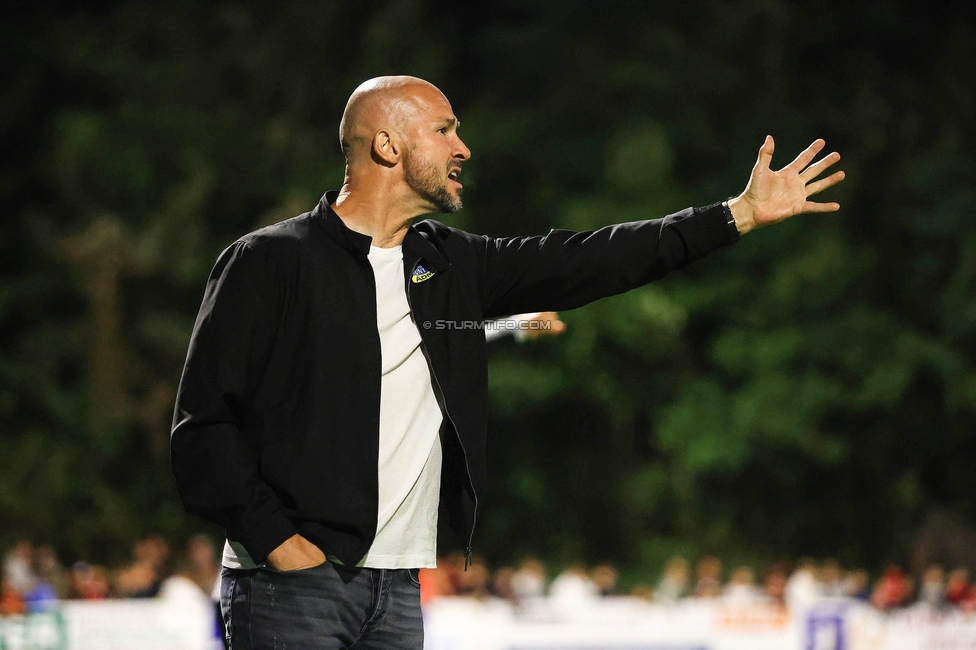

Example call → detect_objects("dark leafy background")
2 0 975 582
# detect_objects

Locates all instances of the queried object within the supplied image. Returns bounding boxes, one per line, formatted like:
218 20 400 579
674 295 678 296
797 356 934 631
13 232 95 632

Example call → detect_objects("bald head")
335 76 470 216
339 76 446 163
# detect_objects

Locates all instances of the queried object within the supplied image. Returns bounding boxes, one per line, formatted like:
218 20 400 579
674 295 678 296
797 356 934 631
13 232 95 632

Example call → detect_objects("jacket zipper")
406 261 478 570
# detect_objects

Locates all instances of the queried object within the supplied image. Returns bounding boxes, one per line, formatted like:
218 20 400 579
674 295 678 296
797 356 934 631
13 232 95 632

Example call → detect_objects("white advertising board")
4 597 976 649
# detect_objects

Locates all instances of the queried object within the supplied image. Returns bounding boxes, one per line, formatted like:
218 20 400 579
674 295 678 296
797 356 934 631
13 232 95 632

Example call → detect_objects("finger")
755 135 775 171
804 170 846 197
801 200 841 213
784 139 825 173
799 152 841 182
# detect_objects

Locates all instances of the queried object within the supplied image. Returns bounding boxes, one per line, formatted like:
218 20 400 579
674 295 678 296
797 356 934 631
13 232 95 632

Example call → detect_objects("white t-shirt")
359 244 443 568
222 244 444 570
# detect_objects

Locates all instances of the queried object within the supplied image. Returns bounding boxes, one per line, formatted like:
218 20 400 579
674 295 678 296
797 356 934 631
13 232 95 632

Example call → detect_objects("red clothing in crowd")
872 567 910 610
946 580 972 605
0 582 26 615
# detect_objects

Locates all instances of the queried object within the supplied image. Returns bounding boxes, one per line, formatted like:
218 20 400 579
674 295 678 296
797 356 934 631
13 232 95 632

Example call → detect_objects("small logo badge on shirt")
411 264 436 283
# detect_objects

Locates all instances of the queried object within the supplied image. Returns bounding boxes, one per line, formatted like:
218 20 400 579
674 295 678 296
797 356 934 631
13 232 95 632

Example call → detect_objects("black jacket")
170 191 738 566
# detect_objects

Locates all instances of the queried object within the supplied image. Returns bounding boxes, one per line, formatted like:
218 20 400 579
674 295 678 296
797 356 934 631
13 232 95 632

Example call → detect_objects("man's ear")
371 129 400 167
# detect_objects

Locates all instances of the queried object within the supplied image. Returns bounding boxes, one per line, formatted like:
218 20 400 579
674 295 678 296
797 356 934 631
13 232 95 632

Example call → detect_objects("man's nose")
453 136 471 161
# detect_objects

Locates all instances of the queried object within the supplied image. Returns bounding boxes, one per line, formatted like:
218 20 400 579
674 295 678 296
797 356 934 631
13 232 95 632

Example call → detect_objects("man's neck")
331 181 428 249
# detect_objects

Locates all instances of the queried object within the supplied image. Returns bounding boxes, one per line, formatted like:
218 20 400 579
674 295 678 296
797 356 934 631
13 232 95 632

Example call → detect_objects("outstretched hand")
728 136 845 235
521 311 567 340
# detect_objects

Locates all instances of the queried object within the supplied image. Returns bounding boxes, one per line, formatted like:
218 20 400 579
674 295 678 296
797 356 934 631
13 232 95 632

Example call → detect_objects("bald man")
171 76 844 648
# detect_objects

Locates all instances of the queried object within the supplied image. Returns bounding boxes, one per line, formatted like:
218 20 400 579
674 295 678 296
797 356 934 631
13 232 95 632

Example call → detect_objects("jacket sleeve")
479 203 738 319
170 241 297 563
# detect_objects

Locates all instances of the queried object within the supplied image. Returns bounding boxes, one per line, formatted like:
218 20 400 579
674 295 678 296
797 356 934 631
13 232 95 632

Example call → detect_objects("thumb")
756 135 774 170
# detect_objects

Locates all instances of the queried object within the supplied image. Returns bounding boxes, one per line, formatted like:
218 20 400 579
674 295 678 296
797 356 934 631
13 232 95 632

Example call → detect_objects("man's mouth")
448 168 462 188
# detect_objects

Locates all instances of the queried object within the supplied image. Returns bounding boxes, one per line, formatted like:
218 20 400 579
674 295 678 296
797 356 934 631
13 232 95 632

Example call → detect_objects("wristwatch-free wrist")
722 200 741 242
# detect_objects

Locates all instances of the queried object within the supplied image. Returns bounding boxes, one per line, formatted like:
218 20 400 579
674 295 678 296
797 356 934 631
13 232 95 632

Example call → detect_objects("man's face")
401 89 471 213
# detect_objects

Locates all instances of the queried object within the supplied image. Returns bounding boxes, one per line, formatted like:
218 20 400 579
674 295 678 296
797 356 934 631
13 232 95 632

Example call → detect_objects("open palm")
732 136 845 234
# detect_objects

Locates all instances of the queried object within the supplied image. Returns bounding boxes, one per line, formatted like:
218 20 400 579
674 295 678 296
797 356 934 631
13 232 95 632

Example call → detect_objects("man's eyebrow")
436 117 458 128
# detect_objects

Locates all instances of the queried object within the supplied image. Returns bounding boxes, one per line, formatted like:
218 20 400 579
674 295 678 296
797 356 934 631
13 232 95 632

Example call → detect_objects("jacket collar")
403 224 451 273
312 191 373 255
312 191 451 272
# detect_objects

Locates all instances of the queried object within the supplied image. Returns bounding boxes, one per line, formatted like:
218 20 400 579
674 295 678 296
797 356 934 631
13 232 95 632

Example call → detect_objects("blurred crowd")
0 536 219 615
5 538 976 616
417 553 976 613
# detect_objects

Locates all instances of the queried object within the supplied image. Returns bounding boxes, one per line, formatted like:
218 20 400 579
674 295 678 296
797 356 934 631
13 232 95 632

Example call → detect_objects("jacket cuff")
693 202 740 252
229 509 298 564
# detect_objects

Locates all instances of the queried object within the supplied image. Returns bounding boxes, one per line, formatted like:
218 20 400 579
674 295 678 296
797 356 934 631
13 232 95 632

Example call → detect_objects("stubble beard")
405 154 463 214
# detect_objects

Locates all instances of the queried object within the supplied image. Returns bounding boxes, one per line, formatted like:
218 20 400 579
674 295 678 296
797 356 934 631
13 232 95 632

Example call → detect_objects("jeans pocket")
406 568 422 589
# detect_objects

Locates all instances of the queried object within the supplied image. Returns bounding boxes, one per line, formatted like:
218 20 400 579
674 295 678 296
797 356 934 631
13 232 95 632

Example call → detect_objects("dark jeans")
220 562 424 650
